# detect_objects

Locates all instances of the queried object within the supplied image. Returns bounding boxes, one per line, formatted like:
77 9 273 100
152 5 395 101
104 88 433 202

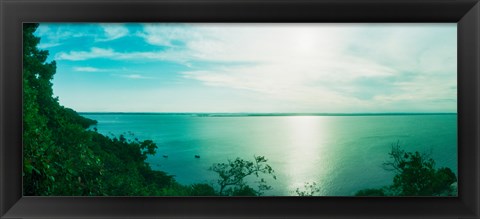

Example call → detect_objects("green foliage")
189 184 218 196
229 185 258 196
354 188 386 196
355 142 457 196
295 182 321 196
61 107 97 128
209 155 276 196
23 23 63 195
23 23 105 195
22 23 219 196
432 167 457 195
385 143 457 196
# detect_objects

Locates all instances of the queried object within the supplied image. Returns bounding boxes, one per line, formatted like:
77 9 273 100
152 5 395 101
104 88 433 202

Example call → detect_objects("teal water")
81 113 457 196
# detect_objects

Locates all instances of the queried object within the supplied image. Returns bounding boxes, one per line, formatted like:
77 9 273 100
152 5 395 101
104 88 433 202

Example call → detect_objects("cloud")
97 24 129 41
50 23 456 112
117 74 152 79
35 23 129 51
73 67 105 72
55 47 192 63
56 47 115 60
175 24 456 112
34 24 92 48
137 23 199 47
37 42 62 49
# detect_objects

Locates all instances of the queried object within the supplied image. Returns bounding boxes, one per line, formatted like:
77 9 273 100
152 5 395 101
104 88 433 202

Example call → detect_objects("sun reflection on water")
285 116 329 195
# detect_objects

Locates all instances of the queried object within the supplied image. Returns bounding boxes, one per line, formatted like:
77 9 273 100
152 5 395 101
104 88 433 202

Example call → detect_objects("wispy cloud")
117 74 153 79
34 24 91 49
56 47 115 60
35 23 129 50
97 24 129 41
55 47 192 63
47 23 456 112
137 23 199 47
37 42 62 49
171 24 455 112
73 66 106 72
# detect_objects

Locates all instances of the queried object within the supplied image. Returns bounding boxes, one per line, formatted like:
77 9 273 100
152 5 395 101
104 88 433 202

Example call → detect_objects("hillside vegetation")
23 23 216 196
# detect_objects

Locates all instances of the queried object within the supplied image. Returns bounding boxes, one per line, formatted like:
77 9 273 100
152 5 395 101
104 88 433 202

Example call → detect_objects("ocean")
80 113 458 196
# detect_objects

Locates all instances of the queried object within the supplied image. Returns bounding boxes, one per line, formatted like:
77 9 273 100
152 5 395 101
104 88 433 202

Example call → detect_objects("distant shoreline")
78 112 457 117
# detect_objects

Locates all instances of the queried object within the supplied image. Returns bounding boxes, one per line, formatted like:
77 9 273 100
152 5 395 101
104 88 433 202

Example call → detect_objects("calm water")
81 113 457 196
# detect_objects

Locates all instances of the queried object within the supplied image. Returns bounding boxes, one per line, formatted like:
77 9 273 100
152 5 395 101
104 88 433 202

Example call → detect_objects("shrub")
209 155 276 196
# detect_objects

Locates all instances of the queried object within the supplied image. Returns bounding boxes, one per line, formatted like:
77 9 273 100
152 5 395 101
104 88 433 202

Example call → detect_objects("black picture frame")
1 0 479 218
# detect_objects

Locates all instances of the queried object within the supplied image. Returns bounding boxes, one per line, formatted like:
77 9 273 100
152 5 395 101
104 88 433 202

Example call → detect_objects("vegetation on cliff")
23 23 213 196
355 142 457 196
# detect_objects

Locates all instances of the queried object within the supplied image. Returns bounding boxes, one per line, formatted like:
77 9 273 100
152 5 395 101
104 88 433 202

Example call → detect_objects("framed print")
21 22 460 198
1 0 479 218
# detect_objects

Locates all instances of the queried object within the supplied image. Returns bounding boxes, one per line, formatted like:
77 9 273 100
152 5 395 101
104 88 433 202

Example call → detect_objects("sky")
34 23 457 113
